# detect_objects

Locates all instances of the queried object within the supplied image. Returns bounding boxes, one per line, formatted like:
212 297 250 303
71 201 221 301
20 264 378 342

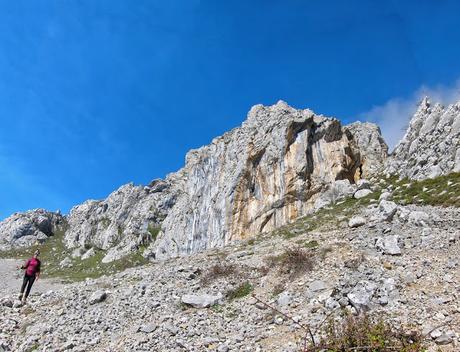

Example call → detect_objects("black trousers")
20 274 36 299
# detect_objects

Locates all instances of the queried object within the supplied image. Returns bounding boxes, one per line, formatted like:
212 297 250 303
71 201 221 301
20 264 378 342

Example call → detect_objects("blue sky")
1 0 460 220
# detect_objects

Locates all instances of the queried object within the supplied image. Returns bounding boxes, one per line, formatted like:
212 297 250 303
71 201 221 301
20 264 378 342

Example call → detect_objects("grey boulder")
181 293 223 308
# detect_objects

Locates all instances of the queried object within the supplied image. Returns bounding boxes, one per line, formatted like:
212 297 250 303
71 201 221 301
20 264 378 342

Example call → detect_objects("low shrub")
267 247 314 279
227 281 253 300
307 314 426 352
200 263 238 285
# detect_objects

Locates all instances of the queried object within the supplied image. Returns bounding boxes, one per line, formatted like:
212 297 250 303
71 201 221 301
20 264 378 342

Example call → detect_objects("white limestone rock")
348 216 366 228
344 122 388 178
379 191 392 201
0 209 64 251
89 290 107 305
81 248 96 260
354 189 373 199
376 200 398 222
347 281 377 311
385 97 460 179
375 235 401 255
181 293 223 308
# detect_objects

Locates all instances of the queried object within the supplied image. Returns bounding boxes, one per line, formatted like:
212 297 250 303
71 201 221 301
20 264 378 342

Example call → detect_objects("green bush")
227 281 253 300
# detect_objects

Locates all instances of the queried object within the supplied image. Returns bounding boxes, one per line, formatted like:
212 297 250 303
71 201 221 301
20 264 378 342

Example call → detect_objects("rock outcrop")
386 97 460 179
1 101 389 261
0 209 64 251
345 122 388 179
64 181 176 262
149 101 387 260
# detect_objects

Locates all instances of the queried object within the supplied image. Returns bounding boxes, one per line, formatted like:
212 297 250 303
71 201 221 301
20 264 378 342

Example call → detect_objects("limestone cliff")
385 97 460 179
64 180 176 262
0 101 388 261
344 122 388 179
149 101 387 259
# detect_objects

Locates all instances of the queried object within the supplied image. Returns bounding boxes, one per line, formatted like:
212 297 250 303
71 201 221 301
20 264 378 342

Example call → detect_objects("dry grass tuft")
267 247 314 279
308 314 426 352
200 263 238 285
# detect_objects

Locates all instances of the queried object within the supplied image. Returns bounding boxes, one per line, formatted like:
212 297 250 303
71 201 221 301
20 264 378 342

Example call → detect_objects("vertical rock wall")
151 101 387 260
1 101 388 261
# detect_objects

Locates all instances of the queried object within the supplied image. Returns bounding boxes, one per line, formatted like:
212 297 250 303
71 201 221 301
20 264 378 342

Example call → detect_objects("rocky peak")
0 209 65 251
0 101 389 262
147 102 388 260
386 97 460 179
64 180 177 263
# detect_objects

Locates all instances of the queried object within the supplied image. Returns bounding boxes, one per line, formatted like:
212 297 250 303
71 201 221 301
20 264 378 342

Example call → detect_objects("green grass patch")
147 224 161 241
382 172 460 207
210 304 224 313
303 240 319 249
56 250 149 282
227 281 253 300
0 227 149 282
272 190 380 237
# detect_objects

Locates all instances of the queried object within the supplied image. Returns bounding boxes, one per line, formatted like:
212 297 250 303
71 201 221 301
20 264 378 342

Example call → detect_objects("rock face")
149 101 387 260
64 181 176 262
386 97 460 179
0 209 64 251
1 101 389 261
345 122 388 179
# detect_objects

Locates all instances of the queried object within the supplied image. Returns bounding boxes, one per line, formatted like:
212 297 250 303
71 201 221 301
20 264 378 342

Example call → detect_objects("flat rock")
89 290 107 305
354 189 373 199
308 280 328 292
348 216 366 228
181 293 223 308
139 323 157 333
276 291 292 307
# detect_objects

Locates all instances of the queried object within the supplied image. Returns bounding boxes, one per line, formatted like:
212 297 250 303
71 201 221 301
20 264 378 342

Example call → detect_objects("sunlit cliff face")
229 117 361 241
152 102 387 259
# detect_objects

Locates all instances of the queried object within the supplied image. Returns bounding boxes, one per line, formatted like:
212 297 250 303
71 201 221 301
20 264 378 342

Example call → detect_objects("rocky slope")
0 209 64 252
1 183 459 351
385 97 460 179
1 97 459 263
1 98 459 351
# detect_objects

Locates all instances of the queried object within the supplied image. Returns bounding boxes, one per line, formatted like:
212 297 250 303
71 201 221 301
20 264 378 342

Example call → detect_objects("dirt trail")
0 258 64 298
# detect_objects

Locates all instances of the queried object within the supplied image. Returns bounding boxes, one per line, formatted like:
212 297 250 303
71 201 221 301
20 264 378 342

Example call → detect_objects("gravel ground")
0 258 63 298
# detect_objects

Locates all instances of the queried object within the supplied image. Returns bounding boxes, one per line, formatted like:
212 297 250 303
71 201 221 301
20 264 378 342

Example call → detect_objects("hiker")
18 249 41 304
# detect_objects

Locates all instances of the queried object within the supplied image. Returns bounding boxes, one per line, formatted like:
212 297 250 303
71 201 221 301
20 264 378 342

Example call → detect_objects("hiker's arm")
20 260 30 270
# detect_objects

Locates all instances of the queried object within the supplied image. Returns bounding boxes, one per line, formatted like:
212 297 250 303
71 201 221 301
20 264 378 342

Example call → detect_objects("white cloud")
359 79 460 151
